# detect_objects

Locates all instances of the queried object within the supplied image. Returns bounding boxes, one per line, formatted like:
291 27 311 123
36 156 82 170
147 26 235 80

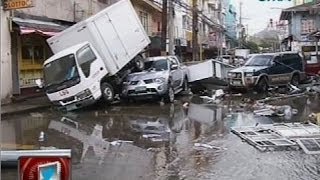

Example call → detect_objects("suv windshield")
44 54 79 87
245 55 273 66
145 59 168 71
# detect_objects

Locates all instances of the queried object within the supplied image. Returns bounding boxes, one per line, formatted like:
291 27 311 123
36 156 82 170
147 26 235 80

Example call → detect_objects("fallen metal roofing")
231 123 320 154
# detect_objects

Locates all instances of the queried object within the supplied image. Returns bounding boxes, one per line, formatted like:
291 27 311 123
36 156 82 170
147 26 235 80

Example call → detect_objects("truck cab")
43 42 108 111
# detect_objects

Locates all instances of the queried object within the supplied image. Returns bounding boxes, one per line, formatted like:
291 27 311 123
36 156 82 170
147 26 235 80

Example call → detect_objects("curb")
1 104 52 117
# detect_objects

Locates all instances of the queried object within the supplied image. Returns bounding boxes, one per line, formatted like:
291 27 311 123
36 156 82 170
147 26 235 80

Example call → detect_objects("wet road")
2 95 320 180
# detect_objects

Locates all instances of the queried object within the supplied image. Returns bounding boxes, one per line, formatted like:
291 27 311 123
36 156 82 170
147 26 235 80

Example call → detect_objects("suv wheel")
256 77 268 93
164 86 175 103
291 74 300 86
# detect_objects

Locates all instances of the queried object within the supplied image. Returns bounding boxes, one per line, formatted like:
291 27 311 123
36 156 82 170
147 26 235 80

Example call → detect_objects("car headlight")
245 72 254 77
154 77 165 84
228 72 236 78
76 88 91 100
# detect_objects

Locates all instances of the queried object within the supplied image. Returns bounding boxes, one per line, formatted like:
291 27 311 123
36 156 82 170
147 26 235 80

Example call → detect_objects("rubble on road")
252 102 298 119
199 89 225 104
194 143 227 150
231 122 320 154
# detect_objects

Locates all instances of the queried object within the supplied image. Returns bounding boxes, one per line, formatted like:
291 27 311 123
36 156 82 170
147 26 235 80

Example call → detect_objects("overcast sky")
235 0 294 35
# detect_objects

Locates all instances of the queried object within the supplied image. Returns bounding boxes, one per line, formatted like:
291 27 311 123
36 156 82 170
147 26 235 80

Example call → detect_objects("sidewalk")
1 96 52 116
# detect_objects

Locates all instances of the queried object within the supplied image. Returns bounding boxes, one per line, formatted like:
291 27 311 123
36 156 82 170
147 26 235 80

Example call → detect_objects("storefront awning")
12 17 69 37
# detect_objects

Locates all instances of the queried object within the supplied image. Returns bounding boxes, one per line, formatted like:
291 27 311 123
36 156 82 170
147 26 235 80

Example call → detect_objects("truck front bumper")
228 76 258 89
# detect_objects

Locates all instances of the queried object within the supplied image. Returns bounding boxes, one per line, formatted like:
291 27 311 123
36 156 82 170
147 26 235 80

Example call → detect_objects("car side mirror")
35 79 44 88
171 64 178 70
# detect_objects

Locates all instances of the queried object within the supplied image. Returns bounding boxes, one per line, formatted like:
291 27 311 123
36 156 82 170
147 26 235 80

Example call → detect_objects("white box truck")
38 0 150 110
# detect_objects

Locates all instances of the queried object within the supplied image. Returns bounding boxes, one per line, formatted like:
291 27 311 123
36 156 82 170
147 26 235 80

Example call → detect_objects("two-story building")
280 1 320 53
1 0 162 103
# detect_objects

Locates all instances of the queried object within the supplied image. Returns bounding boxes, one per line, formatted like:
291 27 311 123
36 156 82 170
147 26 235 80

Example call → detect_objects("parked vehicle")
122 56 189 102
235 49 250 59
228 52 305 92
37 0 150 111
303 51 320 75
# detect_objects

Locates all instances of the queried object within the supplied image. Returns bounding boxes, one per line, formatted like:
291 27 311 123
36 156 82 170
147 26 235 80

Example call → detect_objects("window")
301 19 315 34
76 45 96 77
139 11 148 33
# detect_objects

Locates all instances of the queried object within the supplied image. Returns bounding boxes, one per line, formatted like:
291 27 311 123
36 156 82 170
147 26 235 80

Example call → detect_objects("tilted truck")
37 0 150 111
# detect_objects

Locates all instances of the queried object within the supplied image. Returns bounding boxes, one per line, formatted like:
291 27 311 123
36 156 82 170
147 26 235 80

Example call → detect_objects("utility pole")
239 1 243 48
192 0 199 61
168 0 174 55
161 0 168 55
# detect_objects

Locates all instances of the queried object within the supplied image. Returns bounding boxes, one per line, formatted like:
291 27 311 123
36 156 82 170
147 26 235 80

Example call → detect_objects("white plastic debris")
38 131 45 142
254 109 275 116
283 105 292 120
194 143 226 150
110 140 133 146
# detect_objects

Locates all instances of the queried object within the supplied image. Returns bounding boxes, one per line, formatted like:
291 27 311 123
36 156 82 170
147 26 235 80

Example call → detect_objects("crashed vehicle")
228 52 305 92
122 56 189 102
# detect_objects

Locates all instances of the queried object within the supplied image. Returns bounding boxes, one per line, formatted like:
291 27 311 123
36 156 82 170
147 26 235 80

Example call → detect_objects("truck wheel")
291 74 300 86
164 86 175 103
101 83 114 103
256 77 268 93
134 55 144 71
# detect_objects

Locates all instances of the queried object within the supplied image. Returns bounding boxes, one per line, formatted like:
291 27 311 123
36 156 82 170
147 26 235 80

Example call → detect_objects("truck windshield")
44 54 79 87
244 55 273 66
145 59 168 71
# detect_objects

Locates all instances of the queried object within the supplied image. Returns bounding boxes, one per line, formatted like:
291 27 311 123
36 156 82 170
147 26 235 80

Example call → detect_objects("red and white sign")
19 156 71 180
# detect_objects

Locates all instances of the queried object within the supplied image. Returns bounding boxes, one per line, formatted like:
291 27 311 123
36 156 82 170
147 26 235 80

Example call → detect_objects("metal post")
239 1 242 48
168 0 174 55
192 0 199 61
161 0 168 54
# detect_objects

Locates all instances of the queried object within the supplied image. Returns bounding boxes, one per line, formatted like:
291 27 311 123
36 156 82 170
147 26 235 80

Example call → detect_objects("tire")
256 77 268 93
164 86 175 103
291 74 300 86
134 55 144 71
101 82 114 103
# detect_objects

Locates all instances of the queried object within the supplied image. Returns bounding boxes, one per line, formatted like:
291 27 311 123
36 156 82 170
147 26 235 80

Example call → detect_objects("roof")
44 42 89 65
280 2 320 20
12 17 69 36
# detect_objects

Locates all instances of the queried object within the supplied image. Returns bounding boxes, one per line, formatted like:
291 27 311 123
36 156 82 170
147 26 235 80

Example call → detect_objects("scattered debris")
182 102 190 109
231 122 320 153
38 131 45 142
194 143 226 150
110 140 133 146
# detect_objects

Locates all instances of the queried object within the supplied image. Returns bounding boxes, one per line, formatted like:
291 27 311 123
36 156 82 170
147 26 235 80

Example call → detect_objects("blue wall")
290 12 320 41
224 0 237 40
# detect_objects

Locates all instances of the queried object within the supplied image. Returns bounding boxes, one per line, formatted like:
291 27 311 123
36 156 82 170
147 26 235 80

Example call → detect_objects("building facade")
294 0 314 5
280 2 320 52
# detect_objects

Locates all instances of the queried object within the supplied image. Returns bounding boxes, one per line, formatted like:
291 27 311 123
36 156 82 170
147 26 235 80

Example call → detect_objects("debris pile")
231 122 320 154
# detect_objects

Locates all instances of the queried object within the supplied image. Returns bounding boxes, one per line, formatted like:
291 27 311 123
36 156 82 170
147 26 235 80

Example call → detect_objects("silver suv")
122 56 189 102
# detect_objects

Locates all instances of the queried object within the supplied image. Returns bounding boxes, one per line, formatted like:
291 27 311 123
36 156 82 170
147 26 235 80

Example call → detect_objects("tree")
243 41 260 53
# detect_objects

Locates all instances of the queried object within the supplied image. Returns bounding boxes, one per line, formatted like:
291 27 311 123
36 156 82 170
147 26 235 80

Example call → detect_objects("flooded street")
2 95 320 180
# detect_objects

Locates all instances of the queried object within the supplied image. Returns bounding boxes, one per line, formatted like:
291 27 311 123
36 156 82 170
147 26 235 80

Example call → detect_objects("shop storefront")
11 16 69 95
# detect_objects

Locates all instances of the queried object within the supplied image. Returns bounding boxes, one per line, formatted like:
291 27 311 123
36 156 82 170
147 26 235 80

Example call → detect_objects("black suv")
227 52 305 92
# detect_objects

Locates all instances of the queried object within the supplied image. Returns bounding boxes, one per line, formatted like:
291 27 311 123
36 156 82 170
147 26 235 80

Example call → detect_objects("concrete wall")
1 9 13 104
17 0 118 22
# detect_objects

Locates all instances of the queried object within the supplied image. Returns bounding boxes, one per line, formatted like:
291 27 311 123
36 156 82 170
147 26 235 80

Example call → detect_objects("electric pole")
168 0 174 55
192 0 199 61
239 1 242 48
161 0 168 55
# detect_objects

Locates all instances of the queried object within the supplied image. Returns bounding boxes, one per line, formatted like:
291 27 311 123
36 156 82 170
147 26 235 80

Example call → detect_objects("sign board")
3 0 33 10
